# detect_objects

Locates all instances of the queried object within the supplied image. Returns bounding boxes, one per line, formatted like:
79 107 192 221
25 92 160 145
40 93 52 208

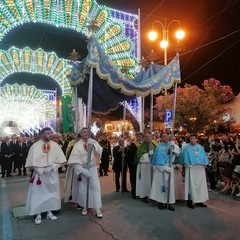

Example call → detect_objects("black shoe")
132 195 136 199
115 189 120 192
196 203 207 208
24 173 27 176
165 204 175 211
7 174 12 177
158 203 164 210
142 197 148 203
122 189 129 193
187 200 195 209
18 174 21 176
1 175 5 178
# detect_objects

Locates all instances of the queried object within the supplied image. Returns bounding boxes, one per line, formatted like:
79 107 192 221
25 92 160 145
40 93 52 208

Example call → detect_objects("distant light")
160 40 168 49
176 30 185 40
148 31 157 41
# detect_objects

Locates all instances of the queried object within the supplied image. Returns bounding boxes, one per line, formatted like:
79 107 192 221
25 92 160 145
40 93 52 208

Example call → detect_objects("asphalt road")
1 170 240 240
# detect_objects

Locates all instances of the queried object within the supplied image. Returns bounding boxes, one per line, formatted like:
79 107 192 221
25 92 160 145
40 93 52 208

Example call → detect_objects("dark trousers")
17 159 26 175
207 170 217 190
2 158 11 176
99 158 109 175
114 169 127 191
129 164 137 196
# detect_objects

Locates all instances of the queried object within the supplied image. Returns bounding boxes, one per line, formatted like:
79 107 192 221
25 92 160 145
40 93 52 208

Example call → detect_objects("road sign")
164 109 173 129
164 122 172 129
164 109 173 122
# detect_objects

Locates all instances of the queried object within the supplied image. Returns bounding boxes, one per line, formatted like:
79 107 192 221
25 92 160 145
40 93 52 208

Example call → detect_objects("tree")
155 78 235 133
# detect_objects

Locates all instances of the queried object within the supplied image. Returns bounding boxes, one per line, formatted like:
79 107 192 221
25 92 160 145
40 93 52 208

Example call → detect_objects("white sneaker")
82 208 87 216
35 214 41 225
46 211 57 221
96 209 103 218
236 193 240 197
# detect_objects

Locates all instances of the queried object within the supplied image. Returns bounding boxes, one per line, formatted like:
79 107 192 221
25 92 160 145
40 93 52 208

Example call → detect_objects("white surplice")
150 166 175 204
136 153 152 198
184 165 209 203
25 140 67 215
65 139 103 210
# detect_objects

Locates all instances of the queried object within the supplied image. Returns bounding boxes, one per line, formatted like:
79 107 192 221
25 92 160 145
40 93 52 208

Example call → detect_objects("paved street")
1 171 240 240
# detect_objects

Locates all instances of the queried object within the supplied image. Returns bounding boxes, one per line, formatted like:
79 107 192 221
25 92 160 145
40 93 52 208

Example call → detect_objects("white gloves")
169 141 175 147
81 168 90 178
149 150 154 156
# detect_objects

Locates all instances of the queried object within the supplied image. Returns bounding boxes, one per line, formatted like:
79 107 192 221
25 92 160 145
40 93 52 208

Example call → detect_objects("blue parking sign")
164 109 173 122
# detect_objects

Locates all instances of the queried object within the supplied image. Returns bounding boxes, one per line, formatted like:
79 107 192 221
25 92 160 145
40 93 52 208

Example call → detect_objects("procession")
1 1 240 240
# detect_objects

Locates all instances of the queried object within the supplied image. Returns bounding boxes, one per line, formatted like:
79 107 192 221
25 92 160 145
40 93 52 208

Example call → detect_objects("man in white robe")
25 127 67 224
180 133 209 209
65 127 103 218
136 133 152 203
150 134 177 211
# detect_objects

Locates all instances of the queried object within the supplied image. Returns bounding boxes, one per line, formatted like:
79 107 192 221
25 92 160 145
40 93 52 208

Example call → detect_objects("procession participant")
125 133 143 198
98 132 111 176
66 127 103 218
15 137 28 176
25 127 67 225
112 138 129 192
180 133 209 209
152 130 161 147
150 133 177 211
1 136 14 177
135 133 153 203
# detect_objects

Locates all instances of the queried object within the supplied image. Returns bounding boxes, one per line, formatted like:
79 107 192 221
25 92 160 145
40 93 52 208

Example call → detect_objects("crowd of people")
1 129 240 225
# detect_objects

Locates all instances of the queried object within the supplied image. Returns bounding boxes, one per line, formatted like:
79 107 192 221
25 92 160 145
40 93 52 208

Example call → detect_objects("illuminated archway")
0 0 139 72
0 83 56 134
0 46 72 95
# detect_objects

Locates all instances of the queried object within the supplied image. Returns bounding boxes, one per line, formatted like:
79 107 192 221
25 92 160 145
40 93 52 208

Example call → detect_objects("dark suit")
113 145 128 192
1 142 14 177
99 139 111 176
15 142 28 175
11 140 18 172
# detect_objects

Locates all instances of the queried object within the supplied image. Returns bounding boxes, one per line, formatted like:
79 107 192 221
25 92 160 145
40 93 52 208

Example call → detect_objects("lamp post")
148 18 185 65
148 18 185 136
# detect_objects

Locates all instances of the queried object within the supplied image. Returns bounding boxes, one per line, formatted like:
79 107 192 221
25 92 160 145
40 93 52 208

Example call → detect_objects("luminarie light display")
0 84 56 134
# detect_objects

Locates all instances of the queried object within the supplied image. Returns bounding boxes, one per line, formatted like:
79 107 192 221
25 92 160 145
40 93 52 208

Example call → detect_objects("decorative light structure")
0 84 56 134
0 47 72 95
124 98 141 126
0 0 140 74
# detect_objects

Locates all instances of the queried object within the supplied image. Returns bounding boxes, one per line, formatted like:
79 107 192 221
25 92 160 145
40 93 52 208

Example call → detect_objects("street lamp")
148 18 185 137
148 18 185 65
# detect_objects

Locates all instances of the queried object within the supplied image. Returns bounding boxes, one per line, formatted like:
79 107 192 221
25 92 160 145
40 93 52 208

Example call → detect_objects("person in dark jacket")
99 133 111 176
112 138 128 192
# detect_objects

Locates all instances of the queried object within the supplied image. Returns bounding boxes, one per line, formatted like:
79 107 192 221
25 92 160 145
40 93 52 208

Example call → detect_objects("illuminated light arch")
0 0 139 72
0 83 56 133
0 47 72 95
